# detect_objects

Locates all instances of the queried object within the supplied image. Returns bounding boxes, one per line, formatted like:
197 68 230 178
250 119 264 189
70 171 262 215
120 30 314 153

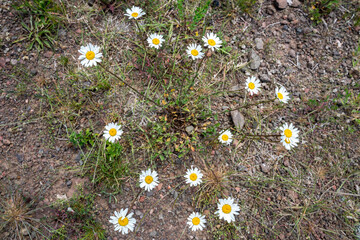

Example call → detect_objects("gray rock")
150 231 157 237
259 74 271 83
185 125 194 134
66 180 72 187
255 38 264 50
275 0 287 9
135 210 142 216
75 152 82 162
231 110 245 130
249 50 261 70
289 49 296 58
16 154 24 163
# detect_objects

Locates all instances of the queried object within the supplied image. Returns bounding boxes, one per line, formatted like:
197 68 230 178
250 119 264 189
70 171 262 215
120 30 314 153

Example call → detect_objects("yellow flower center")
221 134 229 141
109 128 117 137
208 39 216 46
152 38 160 45
145 175 153 184
189 173 197 181
284 129 292 138
277 92 284 100
248 82 255 90
192 217 200 225
285 138 291 144
131 12 138 18
191 49 199 56
85 51 95 60
118 217 129 226
222 204 232 214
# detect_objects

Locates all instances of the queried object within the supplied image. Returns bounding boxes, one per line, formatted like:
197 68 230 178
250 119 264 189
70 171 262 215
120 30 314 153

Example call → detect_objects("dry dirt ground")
0 0 360 239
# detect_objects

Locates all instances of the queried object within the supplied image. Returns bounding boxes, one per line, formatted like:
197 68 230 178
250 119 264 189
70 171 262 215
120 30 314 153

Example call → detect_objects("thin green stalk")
185 56 206 93
134 20 162 80
221 98 277 114
177 61 194 103
129 189 144 211
98 63 163 109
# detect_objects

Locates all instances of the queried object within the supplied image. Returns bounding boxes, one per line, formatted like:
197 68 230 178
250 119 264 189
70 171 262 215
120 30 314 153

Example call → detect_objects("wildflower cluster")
75 5 303 236
108 165 240 233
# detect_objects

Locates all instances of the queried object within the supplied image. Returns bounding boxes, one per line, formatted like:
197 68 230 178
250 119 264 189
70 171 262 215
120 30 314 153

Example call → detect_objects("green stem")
221 98 277 114
177 61 194 103
187 56 206 91
129 189 144 211
98 63 163 109
134 20 162 81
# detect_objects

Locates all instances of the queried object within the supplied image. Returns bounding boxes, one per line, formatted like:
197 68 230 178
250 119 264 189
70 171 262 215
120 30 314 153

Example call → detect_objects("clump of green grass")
237 0 257 14
51 187 105 240
78 136 132 191
12 0 65 50
307 0 340 24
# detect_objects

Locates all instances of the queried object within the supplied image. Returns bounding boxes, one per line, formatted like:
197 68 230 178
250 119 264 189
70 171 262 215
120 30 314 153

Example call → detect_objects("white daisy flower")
103 123 123 143
280 123 299 150
125 6 145 19
139 169 159 191
218 130 233 145
109 208 136 235
202 32 222 51
147 33 164 49
276 86 290 103
187 212 206 231
186 43 204 60
78 43 102 67
184 167 203 187
245 76 261 95
215 197 240 223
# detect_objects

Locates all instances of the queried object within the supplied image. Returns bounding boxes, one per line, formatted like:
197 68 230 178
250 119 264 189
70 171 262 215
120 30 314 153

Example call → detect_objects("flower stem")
98 63 163 109
221 98 277 114
134 20 161 80
186 56 206 92
129 188 144 211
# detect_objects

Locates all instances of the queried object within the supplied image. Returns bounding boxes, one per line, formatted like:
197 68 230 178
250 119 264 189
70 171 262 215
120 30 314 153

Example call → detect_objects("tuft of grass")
307 0 340 24
51 187 105 240
190 0 211 31
0 185 49 239
194 164 231 209
12 0 65 50
81 139 132 191
237 0 257 14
